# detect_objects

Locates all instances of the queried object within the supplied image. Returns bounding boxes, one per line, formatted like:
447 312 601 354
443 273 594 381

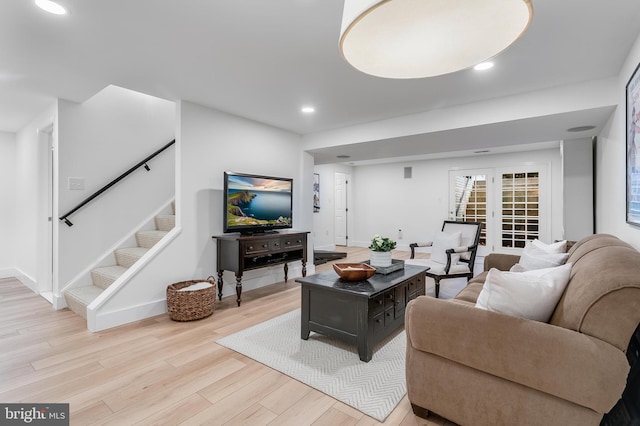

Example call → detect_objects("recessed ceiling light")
35 0 67 15
567 125 596 132
301 106 315 114
474 62 494 71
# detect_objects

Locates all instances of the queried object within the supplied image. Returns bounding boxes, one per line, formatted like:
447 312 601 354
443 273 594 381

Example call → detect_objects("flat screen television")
223 171 293 234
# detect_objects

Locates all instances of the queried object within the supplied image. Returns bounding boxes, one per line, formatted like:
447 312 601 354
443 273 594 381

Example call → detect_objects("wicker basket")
166 277 216 321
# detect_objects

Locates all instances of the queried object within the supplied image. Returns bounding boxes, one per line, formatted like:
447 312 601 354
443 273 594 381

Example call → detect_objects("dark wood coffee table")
296 264 428 362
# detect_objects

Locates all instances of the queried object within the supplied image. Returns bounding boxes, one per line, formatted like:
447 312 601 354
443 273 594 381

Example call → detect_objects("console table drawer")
269 239 283 251
282 236 304 249
244 240 270 255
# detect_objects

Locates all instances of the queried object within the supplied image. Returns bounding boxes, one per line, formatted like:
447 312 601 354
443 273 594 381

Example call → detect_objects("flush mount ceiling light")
339 0 533 79
35 0 67 15
301 106 315 114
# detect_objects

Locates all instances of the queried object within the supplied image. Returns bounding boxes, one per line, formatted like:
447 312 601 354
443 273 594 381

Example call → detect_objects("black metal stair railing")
59 139 175 227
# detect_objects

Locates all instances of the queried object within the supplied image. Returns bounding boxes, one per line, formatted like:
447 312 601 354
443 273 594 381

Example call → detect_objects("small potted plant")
369 234 396 267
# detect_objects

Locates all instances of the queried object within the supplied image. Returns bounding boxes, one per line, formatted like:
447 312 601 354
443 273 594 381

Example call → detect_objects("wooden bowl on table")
333 263 376 281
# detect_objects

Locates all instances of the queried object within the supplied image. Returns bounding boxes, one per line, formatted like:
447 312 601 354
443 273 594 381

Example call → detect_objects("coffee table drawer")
407 275 425 300
370 295 385 316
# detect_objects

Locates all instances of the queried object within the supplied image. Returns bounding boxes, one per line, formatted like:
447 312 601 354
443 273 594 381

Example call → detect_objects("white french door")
449 169 493 256
449 164 550 254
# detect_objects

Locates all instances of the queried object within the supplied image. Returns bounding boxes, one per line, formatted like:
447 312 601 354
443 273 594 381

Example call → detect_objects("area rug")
216 309 406 422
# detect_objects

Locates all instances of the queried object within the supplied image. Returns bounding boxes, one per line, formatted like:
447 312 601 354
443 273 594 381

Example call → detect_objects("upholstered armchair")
406 220 482 298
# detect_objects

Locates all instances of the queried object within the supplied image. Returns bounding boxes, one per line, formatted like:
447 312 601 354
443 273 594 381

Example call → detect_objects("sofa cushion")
476 263 572 322
455 281 484 303
512 242 569 271
532 239 567 253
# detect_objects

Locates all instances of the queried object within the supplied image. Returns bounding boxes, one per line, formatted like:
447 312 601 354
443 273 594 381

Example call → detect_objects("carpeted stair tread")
155 215 175 232
136 230 168 248
91 265 127 289
64 285 104 319
115 247 150 268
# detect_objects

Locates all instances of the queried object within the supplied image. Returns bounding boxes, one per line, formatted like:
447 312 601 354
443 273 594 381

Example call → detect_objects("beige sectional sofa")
405 234 640 425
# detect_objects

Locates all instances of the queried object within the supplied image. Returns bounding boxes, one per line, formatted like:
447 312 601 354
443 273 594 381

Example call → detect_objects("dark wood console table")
212 231 309 306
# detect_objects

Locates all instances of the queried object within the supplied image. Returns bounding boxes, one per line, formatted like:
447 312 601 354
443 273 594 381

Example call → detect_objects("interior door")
449 169 493 256
38 125 55 301
334 172 348 246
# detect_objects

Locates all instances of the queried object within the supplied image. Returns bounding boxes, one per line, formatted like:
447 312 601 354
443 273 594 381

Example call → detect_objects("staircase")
64 207 175 319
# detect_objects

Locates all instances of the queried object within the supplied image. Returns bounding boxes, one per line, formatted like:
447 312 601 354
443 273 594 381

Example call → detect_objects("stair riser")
155 216 175 232
91 272 116 290
136 232 166 248
64 294 88 319
116 251 145 268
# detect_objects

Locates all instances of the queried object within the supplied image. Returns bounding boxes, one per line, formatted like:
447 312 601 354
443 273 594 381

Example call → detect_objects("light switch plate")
68 177 84 190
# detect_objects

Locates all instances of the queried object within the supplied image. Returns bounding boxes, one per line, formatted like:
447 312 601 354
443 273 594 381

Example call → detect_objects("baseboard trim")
217 262 314 300
0 268 37 292
88 298 167 332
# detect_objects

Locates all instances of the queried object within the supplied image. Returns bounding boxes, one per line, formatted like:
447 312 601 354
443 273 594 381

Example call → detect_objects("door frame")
334 172 350 246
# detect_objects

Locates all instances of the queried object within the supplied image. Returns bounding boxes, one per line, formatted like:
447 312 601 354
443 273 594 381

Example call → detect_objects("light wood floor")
0 247 452 426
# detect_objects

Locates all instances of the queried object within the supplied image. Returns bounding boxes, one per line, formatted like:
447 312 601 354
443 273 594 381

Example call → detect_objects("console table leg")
302 260 307 277
284 263 289 282
217 272 224 301
235 274 242 306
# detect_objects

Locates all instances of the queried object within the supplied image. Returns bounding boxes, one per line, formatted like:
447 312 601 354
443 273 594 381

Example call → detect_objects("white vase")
370 250 392 267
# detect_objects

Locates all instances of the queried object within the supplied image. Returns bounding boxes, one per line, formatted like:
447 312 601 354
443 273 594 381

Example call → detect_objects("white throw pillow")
531 239 567 254
476 263 572 322
514 242 569 271
178 281 213 291
431 231 462 265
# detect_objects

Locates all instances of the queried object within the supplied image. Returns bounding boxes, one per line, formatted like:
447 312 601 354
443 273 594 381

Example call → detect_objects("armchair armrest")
483 252 520 271
405 297 629 412
409 241 433 259
443 244 477 272
450 244 476 253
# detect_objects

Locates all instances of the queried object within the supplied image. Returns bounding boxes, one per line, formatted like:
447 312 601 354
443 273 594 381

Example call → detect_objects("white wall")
92 101 312 330
314 148 564 253
0 131 17 274
57 86 175 286
597 31 640 247
562 137 594 241
312 163 354 250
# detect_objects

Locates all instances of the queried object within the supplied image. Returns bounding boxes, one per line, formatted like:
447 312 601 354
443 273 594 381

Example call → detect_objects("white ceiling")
2 0 640 162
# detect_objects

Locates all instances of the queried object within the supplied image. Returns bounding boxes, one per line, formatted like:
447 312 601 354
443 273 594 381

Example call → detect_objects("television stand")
212 231 309 306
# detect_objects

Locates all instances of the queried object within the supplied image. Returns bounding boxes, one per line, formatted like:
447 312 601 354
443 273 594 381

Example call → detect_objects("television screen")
223 172 293 234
